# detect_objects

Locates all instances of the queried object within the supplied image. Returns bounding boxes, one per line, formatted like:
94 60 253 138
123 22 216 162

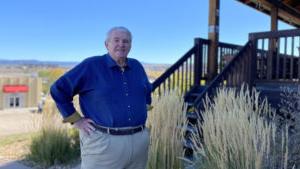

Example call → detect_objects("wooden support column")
267 5 278 80
208 0 220 81
194 38 203 86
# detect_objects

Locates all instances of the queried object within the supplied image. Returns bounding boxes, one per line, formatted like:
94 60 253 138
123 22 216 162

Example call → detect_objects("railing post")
194 38 202 86
249 38 257 88
267 38 277 80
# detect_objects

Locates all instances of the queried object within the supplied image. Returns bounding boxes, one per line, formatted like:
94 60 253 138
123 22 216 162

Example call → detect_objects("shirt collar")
105 54 132 69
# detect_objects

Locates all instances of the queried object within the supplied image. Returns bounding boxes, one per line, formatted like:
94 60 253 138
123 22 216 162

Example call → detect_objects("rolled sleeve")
62 111 82 123
146 82 152 105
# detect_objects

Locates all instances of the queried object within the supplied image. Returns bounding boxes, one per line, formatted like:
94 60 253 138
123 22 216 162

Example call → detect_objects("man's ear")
104 41 108 49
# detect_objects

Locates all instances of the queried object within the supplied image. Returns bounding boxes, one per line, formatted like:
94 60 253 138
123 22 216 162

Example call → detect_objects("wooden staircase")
182 82 300 161
151 28 300 164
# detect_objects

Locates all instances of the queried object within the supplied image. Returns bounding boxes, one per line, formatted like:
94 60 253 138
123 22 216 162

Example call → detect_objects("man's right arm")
50 76 82 123
50 60 96 134
50 76 96 134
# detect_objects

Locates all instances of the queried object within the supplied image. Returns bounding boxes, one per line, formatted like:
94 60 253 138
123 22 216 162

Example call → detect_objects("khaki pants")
79 128 150 169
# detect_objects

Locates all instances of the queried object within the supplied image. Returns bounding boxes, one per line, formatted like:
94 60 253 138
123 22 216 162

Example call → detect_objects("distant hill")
142 62 170 72
0 59 170 71
0 59 78 68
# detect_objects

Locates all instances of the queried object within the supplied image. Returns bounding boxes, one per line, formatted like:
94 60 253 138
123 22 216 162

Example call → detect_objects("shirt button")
126 93 128 96
124 82 127 84
128 118 131 121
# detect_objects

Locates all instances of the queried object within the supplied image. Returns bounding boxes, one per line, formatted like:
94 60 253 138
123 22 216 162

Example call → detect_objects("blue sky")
0 0 294 64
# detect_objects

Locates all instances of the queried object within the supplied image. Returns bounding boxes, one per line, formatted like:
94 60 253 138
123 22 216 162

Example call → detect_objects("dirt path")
0 108 41 137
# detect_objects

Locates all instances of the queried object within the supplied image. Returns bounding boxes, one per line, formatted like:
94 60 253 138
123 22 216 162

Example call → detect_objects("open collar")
105 54 132 70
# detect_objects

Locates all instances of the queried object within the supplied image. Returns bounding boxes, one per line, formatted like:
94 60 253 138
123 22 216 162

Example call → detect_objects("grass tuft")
27 128 79 167
26 98 80 168
190 86 288 169
146 89 186 169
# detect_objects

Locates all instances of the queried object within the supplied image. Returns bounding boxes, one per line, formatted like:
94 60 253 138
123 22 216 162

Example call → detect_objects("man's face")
105 30 131 61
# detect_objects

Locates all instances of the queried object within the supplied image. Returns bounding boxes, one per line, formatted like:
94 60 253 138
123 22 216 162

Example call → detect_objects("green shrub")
27 127 80 167
26 99 80 168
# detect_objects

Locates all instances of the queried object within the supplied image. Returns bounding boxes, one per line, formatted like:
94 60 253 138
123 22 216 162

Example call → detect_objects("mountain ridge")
0 59 170 71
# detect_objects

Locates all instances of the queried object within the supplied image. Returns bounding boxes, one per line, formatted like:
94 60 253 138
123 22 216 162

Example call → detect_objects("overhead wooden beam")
271 5 278 31
267 0 300 17
207 0 220 80
236 0 300 28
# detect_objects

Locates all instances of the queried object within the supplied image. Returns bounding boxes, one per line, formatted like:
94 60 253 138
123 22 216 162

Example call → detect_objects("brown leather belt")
93 125 145 135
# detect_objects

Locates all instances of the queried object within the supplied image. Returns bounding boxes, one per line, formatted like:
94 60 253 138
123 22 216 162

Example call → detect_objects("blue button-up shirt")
50 54 152 127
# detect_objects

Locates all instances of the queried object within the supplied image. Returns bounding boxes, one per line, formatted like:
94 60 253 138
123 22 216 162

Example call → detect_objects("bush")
26 98 80 168
27 128 79 167
279 85 300 168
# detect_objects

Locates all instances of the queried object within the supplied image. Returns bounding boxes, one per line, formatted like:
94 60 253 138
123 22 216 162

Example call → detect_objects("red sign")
3 85 29 93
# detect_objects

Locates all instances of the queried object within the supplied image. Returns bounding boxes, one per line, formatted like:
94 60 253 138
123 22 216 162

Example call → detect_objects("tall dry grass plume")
146 89 187 169
190 86 289 169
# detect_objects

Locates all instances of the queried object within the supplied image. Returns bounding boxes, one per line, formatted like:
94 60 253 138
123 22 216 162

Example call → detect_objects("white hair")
105 26 132 42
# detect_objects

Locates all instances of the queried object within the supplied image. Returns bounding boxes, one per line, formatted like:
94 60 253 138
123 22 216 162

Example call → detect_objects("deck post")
194 38 202 86
267 5 278 80
250 39 257 88
207 0 220 81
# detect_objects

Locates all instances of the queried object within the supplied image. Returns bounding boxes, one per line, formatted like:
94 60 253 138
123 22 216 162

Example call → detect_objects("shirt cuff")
62 111 82 123
147 104 153 111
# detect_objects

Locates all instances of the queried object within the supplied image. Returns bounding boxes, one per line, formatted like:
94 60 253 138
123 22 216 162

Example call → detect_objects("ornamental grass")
146 89 186 169
190 86 290 169
26 97 80 168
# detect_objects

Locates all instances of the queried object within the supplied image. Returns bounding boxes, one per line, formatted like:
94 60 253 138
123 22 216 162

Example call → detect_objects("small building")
0 75 42 110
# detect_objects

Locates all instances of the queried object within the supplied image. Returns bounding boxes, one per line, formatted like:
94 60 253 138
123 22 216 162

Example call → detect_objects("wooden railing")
151 46 197 95
152 29 300 98
193 41 254 110
192 28 300 111
249 29 300 81
151 38 242 95
197 39 242 80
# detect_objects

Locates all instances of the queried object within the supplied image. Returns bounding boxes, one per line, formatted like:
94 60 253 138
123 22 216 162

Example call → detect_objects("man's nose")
118 42 126 46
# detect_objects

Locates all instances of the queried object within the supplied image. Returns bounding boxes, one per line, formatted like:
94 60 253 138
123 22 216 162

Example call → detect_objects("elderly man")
50 26 152 169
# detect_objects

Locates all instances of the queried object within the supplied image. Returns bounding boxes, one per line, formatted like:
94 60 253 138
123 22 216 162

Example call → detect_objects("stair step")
182 155 194 169
190 93 201 97
184 85 207 102
256 87 294 109
183 137 194 149
186 124 198 133
186 112 198 124
186 102 194 106
180 124 198 133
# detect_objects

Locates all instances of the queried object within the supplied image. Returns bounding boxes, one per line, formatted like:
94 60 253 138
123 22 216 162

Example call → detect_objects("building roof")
237 0 300 28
